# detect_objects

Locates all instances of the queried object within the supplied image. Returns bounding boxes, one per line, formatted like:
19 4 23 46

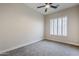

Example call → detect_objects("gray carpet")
0 40 79 56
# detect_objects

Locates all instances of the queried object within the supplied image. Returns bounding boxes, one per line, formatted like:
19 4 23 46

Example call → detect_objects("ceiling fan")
37 3 59 12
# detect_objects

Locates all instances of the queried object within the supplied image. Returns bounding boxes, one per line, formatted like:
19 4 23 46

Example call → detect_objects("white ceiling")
25 3 78 15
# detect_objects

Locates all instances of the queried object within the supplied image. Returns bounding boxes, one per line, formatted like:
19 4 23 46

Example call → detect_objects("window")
50 20 54 35
53 19 57 35
62 16 67 36
50 16 67 36
58 18 62 36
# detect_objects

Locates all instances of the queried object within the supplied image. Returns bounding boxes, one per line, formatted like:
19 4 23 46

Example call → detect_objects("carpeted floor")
0 39 79 56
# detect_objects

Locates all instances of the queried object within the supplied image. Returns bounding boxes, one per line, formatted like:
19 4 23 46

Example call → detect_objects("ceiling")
25 3 78 15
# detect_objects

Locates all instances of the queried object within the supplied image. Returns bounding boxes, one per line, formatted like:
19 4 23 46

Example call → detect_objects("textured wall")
0 3 44 52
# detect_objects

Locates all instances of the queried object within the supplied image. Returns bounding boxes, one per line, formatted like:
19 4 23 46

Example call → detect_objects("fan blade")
49 3 53 5
37 5 45 8
45 3 48 5
45 8 47 12
50 5 58 9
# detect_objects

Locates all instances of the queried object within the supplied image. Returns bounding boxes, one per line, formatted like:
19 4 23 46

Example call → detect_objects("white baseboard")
45 38 79 46
0 39 42 54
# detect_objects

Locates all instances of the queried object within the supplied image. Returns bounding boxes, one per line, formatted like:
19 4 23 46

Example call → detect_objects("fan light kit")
45 4 50 8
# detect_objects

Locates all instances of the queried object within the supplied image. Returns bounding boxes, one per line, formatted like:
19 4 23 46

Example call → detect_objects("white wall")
0 3 44 53
44 6 79 46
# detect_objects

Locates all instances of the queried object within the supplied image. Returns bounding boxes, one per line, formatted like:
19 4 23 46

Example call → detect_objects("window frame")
50 16 68 37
